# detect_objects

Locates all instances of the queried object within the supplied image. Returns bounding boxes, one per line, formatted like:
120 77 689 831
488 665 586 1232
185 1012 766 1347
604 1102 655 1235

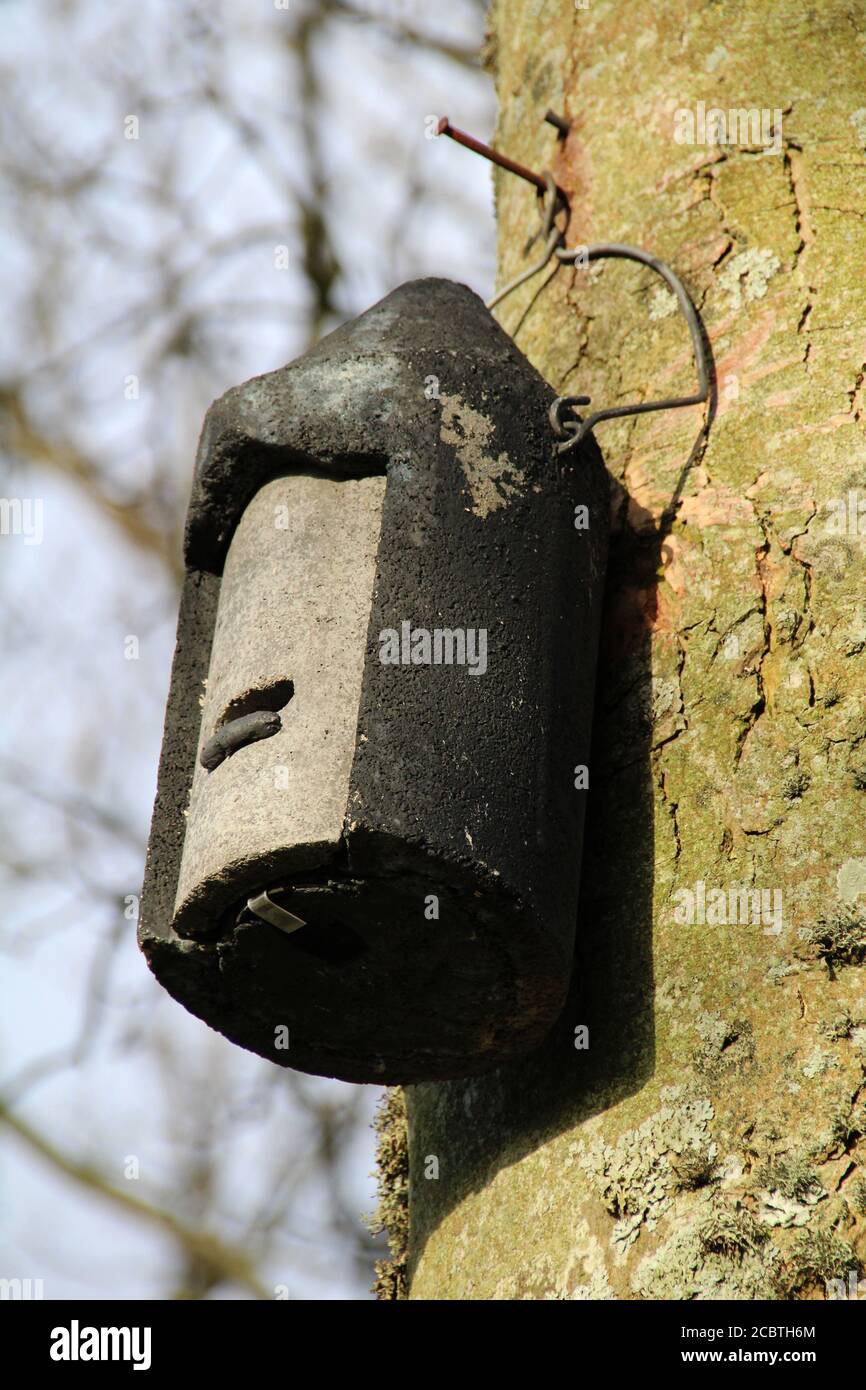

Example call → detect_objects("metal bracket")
437 114 710 453
549 243 710 453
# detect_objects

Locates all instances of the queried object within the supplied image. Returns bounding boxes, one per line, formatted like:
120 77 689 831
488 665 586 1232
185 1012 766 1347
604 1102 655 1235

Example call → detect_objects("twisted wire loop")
488 177 710 454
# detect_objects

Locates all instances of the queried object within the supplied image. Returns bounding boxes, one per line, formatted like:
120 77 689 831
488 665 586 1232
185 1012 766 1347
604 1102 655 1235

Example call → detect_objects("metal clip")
246 890 306 935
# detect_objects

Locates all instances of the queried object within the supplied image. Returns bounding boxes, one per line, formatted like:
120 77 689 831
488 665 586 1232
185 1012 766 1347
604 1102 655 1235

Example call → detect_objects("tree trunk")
385 0 866 1300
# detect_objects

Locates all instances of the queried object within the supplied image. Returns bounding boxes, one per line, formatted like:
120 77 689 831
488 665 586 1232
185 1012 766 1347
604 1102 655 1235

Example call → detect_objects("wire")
489 180 711 453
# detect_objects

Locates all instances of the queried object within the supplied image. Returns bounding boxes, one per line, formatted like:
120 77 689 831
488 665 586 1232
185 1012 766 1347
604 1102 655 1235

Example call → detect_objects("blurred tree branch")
0 0 492 1301
0 384 183 579
0 1104 271 1299
321 0 483 68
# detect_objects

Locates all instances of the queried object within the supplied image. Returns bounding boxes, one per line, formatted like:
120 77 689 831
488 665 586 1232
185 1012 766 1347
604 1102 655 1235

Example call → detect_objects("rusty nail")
544 109 571 139
436 116 561 198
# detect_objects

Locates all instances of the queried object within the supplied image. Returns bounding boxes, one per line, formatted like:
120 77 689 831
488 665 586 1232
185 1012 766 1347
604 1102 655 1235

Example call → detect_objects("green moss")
782 770 810 801
787 1230 858 1292
849 1175 866 1213
671 1147 719 1191
692 1015 755 1085
756 1154 821 1203
633 1200 781 1300
827 1103 866 1151
580 1089 717 1253
803 908 866 972
817 1011 852 1042
368 1089 409 1300
699 1207 768 1262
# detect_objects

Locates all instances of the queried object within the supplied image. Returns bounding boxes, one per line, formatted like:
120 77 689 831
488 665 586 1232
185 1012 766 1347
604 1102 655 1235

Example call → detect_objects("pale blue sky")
0 0 496 1300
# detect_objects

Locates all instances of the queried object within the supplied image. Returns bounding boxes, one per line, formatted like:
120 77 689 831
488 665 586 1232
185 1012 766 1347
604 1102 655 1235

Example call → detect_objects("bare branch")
0 384 183 577
0 1105 271 1300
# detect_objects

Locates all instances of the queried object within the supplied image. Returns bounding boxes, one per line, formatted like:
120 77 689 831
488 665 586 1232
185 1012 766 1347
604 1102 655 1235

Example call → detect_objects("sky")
0 0 497 1300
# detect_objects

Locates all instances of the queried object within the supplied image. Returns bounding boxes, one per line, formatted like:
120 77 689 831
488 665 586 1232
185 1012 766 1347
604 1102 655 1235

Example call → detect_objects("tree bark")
396 0 866 1300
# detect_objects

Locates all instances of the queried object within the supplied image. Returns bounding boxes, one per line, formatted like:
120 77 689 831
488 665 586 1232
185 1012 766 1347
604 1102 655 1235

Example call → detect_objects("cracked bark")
386 0 866 1300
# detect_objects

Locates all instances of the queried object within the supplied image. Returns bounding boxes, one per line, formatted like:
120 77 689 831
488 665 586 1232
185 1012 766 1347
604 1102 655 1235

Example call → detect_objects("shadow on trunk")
406 372 716 1278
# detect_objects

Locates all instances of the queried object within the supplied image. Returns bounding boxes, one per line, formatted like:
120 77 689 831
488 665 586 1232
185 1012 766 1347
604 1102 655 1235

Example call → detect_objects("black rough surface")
140 278 609 1084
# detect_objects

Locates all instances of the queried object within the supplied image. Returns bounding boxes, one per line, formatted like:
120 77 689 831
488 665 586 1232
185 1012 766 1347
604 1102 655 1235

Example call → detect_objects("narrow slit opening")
218 679 294 727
